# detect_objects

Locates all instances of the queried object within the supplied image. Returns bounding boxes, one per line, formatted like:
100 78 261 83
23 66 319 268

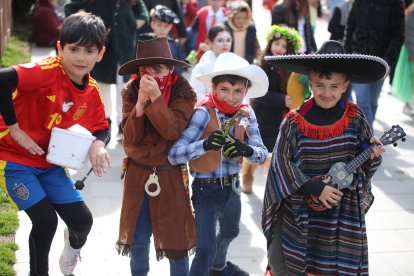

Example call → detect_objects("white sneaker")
59 227 81 275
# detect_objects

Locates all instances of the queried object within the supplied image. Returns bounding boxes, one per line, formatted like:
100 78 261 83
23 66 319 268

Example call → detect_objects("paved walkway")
14 4 414 276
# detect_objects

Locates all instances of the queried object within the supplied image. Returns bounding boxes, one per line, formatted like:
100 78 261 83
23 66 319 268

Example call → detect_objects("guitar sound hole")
332 183 338 189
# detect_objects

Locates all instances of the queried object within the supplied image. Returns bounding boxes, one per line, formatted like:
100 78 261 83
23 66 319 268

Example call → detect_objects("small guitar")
305 125 406 211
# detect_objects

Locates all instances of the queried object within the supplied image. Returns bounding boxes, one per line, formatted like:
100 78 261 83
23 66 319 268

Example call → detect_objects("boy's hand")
370 136 385 159
140 74 161 102
285 95 293 109
223 134 253 158
203 130 226 151
88 140 111 177
8 123 45 155
318 184 343 209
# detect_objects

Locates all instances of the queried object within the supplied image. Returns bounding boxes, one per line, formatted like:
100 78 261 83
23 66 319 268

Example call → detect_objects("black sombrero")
265 40 389 83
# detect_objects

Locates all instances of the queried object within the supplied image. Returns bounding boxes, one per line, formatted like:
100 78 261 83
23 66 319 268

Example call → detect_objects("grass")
0 192 18 276
0 23 31 67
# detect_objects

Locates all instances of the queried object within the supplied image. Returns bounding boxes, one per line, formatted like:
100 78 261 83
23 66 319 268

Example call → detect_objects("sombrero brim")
265 54 389 83
118 57 191 75
196 65 269 98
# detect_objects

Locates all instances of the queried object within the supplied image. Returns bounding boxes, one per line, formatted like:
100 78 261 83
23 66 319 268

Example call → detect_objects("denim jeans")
189 180 241 276
353 78 385 130
130 194 189 276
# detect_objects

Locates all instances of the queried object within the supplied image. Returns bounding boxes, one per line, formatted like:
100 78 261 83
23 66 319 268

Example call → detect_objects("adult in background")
32 0 62 48
344 0 405 129
271 0 317 54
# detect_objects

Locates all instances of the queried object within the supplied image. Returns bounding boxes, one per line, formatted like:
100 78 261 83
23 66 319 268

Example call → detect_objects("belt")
129 159 179 171
193 174 239 186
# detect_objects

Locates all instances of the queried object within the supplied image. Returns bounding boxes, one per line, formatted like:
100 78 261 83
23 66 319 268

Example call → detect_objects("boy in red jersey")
0 12 110 276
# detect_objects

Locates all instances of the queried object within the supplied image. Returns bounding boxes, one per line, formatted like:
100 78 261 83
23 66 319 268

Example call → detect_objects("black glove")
223 134 253 159
203 130 226 151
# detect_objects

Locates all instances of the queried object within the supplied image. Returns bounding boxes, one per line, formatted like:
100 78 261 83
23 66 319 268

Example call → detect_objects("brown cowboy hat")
265 40 389 83
118 37 191 75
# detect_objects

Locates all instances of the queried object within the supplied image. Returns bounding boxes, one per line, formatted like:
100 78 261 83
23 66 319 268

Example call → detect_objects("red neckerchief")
130 72 178 105
198 93 247 115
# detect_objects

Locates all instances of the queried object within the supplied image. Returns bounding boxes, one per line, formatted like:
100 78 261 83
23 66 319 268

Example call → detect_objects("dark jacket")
65 0 149 84
344 0 405 69
271 4 317 54
250 64 290 151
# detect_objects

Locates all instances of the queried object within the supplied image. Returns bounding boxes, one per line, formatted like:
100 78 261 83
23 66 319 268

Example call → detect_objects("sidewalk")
14 8 414 276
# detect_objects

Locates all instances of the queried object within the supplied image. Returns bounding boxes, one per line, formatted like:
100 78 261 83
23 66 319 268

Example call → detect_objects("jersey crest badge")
73 104 87 120
13 183 29 201
62 101 74 112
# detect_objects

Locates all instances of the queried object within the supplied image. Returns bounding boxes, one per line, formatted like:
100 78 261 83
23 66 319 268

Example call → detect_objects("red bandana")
198 93 247 115
130 72 178 105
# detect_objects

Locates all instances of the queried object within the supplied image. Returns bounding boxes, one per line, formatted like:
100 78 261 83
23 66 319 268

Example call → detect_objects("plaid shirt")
168 106 267 178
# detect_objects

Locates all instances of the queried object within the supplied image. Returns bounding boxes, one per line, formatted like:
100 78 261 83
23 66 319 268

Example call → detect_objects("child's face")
232 11 249 29
208 0 225 11
270 38 288 56
309 71 350 109
210 31 232 56
151 20 173 38
138 64 171 78
213 80 247 107
57 42 105 85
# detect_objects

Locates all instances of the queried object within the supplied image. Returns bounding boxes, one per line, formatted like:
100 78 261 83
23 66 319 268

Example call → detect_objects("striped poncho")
262 100 382 275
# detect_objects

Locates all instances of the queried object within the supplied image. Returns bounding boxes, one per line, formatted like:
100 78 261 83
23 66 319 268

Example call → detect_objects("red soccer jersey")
0 56 108 167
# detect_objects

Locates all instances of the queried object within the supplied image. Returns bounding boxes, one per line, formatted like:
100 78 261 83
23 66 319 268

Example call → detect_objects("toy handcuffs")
145 168 161 197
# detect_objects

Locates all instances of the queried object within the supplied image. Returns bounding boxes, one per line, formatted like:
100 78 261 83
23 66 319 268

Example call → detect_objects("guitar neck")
345 145 375 173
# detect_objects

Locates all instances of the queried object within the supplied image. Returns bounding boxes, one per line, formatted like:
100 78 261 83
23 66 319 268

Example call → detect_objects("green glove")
223 134 253 159
203 130 226 151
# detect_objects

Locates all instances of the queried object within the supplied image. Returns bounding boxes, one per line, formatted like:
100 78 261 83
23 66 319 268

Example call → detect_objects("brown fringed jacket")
116 74 197 260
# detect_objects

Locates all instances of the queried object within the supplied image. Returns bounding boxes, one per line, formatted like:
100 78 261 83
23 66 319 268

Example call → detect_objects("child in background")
242 25 303 194
169 52 269 276
0 12 110 276
190 0 227 61
190 24 233 103
225 0 260 64
137 5 183 73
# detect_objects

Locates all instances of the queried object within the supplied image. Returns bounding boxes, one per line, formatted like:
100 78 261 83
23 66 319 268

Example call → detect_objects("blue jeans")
130 194 189 276
353 79 385 130
189 180 241 276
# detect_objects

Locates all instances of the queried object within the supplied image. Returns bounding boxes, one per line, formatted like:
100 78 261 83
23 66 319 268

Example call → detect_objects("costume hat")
265 40 389 83
196 52 269 98
118 37 190 75
151 5 180 24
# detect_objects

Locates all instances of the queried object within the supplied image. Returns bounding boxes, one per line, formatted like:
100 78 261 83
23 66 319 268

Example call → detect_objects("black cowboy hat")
265 40 389 83
118 37 190 76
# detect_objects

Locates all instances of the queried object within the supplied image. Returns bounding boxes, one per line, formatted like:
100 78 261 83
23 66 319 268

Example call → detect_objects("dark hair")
207 24 232 42
260 37 296 68
310 70 350 81
212 74 252 88
59 12 107 51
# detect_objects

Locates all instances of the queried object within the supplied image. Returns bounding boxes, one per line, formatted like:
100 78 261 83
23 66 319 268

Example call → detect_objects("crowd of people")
0 0 413 275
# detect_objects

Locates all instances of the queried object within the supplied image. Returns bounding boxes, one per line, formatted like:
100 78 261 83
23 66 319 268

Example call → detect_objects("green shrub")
0 262 15 276
0 242 17 265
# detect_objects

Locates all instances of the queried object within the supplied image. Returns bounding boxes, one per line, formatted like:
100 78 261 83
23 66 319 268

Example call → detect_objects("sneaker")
209 261 249 276
59 228 81 276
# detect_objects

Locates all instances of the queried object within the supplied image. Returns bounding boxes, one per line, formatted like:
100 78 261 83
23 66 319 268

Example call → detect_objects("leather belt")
129 159 179 171
193 174 239 186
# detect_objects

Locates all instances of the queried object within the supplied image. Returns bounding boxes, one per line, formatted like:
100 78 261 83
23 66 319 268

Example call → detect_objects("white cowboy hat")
196 52 269 98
